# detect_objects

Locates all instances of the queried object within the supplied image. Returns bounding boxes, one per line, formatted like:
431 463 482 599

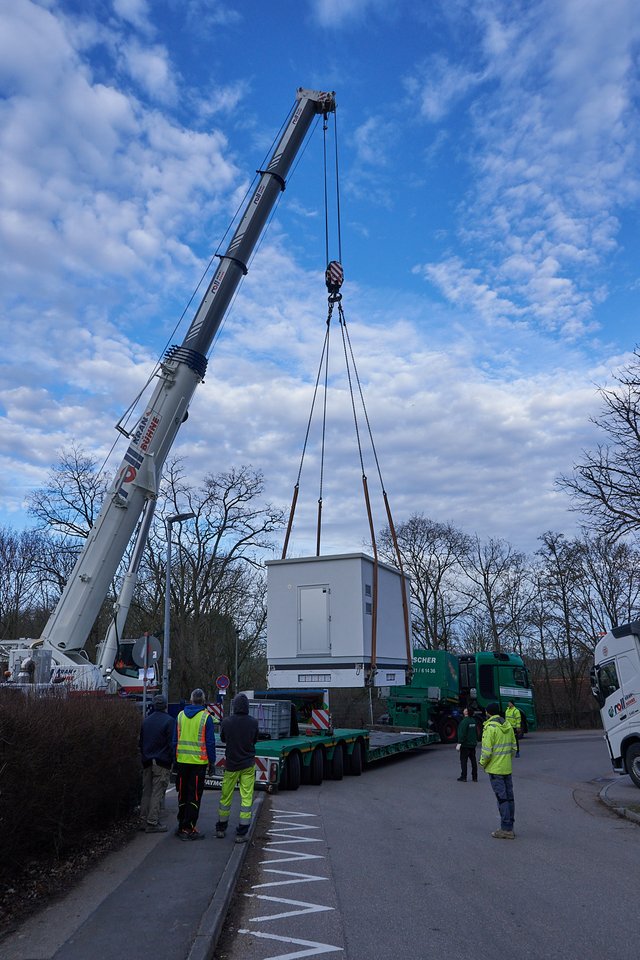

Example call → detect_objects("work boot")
457 776 466 782
235 826 249 844
186 828 205 840
491 829 515 839
215 822 227 839
145 823 168 833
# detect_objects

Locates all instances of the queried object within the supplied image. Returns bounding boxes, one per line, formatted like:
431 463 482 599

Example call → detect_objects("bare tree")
26 444 109 538
534 531 591 727
23 445 119 653
136 461 285 697
572 534 640 644
457 536 529 653
558 350 640 539
0 528 49 639
378 514 471 649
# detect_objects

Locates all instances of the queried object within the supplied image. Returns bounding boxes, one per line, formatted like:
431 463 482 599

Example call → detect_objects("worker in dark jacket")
173 688 216 840
456 707 478 782
139 693 176 833
215 693 259 843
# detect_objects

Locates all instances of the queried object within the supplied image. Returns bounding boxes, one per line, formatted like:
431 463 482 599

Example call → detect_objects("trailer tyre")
301 756 311 785
331 744 344 780
347 740 364 776
626 742 640 788
439 717 458 744
310 747 324 786
284 752 301 791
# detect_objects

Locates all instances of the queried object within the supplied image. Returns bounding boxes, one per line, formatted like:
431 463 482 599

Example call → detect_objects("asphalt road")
216 731 637 960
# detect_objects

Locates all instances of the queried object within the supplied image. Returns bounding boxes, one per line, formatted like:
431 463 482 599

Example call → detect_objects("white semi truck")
591 620 640 788
0 88 337 694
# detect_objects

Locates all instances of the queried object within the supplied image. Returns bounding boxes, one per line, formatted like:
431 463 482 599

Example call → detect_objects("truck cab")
459 652 537 733
592 622 640 788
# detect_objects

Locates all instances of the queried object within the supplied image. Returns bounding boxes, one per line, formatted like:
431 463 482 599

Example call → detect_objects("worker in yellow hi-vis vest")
216 693 259 843
505 700 522 757
173 688 216 840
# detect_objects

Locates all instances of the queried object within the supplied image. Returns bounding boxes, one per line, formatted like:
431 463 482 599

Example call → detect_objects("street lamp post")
163 512 196 700
235 628 239 695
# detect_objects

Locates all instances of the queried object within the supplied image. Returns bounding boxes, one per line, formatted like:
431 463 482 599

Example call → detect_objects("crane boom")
39 88 336 660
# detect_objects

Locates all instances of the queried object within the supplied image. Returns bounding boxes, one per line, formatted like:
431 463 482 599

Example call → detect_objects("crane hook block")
325 260 344 299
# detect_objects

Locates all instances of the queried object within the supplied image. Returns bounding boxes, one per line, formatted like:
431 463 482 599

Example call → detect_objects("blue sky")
1 0 639 556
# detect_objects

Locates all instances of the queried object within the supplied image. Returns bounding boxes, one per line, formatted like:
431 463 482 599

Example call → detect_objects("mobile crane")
1 88 337 693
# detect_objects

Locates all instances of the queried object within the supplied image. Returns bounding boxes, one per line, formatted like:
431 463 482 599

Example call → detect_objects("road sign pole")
143 634 149 714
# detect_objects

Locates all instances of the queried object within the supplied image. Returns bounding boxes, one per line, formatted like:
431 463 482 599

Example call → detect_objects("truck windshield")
478 664 495 700
513 667 528 687
596 661 620 700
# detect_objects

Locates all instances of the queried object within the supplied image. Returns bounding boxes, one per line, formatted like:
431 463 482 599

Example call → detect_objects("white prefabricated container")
266 553 410 688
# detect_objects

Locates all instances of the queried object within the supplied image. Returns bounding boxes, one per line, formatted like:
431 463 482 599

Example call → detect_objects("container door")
298 585 330 655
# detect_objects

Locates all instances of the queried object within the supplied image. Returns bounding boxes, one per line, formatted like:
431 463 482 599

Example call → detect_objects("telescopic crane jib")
21 88 336 689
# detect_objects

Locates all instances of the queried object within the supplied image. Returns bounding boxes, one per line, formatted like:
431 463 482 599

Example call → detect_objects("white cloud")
416 258 520 327
119 41 178 104
407 0 640 341
197 80 250 118
1 0 638 567
0 2 239 307
311 0 386 28
113 0 151 32
405 54 485 123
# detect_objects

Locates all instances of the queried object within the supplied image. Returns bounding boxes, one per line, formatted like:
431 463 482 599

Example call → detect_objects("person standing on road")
139 693 175 833
456 707 478 782
215 693 259 844
479 702 517 839
174 688 216 840
505 700 522 757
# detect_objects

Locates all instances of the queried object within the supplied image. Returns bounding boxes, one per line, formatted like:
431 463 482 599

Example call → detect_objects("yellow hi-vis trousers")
217 765 255 829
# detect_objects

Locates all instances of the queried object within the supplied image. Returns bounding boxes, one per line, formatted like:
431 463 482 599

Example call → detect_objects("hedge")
0 692 142 874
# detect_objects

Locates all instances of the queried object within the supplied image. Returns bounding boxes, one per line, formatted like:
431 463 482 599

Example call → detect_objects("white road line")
271 811 318 818
236 930 343 960
253 869 328 889
265 835 323 845
246 894 334 922
269 819 321 827
236 804 342 959
260 849 325 864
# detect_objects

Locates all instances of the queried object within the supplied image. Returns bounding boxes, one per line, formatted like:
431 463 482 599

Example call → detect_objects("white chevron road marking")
237 929 343 960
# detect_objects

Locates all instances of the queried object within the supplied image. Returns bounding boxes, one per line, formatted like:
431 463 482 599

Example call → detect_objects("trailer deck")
205 727 439 790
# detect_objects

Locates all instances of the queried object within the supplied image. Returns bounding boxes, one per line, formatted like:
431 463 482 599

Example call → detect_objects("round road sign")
216 674 230 690
132 635 162 667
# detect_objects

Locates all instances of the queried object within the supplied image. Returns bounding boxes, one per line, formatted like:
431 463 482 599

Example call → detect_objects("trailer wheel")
347 740 364 776
284 752 301 791
439 717 458 744
309 747 324 785
331 744 344 781
626 742 640 788
301 755 311 785
520 715 528 736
